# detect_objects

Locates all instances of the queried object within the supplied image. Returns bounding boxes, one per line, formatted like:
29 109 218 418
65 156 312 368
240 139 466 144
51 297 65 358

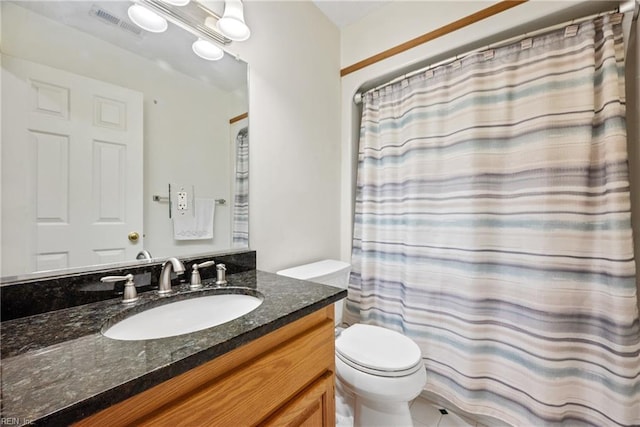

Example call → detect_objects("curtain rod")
354 2 636 105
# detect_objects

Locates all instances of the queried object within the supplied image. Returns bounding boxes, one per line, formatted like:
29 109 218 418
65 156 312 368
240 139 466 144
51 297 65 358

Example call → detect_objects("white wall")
1 3 239 265
338 0 620 260
230 1 342 272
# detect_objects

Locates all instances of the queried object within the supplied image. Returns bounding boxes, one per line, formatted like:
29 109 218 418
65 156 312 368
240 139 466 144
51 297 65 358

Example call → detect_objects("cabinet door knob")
128 231 140 242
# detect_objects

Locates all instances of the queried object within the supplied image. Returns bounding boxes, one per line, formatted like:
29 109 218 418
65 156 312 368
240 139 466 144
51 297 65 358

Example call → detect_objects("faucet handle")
196 260 216 269
190 260 216 290
100 274 134 283
101 274 139 304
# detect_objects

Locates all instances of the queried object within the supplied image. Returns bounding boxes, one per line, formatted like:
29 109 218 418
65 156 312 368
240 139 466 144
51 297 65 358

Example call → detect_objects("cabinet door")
262 372 335 427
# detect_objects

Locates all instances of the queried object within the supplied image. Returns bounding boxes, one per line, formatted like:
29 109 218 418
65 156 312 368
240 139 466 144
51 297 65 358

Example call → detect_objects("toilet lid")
335 324 423 377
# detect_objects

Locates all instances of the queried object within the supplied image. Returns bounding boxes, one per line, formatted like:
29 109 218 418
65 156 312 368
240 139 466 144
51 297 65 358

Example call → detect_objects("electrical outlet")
177 192 188 211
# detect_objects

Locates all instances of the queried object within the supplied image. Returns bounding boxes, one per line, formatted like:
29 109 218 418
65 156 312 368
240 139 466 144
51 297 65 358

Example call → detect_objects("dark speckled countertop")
0 270 346 426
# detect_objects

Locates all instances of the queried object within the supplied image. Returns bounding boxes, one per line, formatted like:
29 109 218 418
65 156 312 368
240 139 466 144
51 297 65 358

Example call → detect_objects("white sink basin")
103 293 263 341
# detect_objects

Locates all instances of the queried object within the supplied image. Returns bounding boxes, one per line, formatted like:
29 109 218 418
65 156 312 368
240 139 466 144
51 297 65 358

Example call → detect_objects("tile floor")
410 396 479 427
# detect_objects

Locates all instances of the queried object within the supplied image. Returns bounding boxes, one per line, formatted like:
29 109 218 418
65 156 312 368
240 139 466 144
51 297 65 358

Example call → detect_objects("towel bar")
152 183 226 219
153 195 226 205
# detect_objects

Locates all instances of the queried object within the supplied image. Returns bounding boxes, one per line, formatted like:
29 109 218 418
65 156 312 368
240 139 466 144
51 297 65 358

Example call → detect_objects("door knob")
128 231 140 242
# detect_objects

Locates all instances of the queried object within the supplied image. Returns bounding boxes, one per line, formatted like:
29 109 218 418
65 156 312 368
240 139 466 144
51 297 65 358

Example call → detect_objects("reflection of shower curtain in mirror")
347 14 640 426
232 127 249 248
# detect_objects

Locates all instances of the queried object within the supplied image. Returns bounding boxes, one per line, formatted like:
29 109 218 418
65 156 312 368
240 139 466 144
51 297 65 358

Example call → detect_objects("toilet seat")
335 324 423 378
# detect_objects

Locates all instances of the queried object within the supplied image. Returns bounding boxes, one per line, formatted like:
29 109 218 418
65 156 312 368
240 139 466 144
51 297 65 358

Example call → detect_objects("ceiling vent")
89 4 143 37
119 20 144 36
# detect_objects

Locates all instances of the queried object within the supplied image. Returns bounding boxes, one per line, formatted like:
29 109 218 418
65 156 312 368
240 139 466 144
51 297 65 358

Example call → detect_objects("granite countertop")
0 270 346 426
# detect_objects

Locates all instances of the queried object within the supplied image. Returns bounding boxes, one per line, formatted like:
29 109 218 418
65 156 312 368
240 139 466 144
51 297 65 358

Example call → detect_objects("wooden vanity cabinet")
75 306 336 427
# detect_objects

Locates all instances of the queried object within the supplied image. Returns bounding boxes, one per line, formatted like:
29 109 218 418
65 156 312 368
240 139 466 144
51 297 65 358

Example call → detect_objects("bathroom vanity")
0 255 346 426
77 305 336 426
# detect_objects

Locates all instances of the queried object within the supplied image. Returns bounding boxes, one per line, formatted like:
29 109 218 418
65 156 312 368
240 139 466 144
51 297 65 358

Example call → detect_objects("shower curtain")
232 126 249 248
348 14 640 426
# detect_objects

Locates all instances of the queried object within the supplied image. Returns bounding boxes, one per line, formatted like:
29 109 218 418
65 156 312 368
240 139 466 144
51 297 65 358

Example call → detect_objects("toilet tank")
276 259 351 325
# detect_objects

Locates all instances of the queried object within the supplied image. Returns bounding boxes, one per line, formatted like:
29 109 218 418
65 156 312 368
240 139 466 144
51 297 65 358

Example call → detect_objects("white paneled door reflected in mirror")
0 1 249 279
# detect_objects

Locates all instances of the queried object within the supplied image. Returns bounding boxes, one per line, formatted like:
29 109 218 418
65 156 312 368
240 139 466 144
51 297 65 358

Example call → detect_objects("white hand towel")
173 198 215 240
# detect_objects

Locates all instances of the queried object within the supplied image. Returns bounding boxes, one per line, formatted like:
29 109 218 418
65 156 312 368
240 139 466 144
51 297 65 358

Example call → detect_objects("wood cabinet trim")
340 0 528 77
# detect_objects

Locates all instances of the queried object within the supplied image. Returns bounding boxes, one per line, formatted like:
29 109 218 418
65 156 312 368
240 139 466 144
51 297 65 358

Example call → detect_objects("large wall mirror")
1 1 249 280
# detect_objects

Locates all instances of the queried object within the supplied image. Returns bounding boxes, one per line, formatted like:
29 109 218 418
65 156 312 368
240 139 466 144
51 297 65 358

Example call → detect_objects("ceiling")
311 0 391 28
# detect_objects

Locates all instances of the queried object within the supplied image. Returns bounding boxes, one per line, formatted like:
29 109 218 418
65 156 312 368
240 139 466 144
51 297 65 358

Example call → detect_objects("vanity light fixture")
192 38 224 61
128 0 251 62
216 0 250 41
127 4 168 33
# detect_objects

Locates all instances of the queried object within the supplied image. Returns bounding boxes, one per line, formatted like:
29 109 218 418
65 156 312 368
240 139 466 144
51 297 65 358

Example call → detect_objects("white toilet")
277 260 427 427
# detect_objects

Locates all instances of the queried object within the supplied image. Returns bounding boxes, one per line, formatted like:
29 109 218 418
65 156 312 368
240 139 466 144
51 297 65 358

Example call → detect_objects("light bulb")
128 4 168 33
192 39 224 61
217 0 250 41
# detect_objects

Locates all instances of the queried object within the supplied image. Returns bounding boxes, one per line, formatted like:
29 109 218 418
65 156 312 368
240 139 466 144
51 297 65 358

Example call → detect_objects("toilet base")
354 398 413 427
336 375 418 427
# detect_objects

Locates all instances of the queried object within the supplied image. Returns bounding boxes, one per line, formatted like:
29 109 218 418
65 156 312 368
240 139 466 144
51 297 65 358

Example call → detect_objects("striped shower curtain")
232 127 249 248
347 14 640 426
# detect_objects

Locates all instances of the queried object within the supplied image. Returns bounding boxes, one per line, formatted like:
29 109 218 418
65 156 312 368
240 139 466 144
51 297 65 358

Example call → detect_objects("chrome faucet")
158 257 185 295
